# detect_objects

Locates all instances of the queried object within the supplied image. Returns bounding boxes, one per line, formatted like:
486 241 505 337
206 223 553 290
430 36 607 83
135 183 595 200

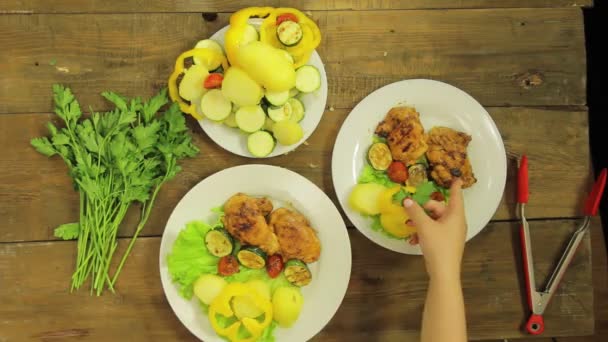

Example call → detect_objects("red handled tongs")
518 155 606 335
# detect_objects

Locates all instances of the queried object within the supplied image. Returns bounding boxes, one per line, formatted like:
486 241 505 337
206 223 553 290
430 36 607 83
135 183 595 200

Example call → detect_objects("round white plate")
199 19 329 158
159 165 351 341
332 79 507 255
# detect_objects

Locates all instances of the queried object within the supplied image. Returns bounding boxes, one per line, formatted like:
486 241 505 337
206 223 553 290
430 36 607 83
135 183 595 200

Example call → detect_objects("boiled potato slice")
246 279 271 300
380 209 416 238
221 66 263 106
377 186 403 214
272 286 304 327
348 183 385 215
272 120 303 145
236 41 296 92
178 64 209 101
233 295 265 319
193 274 227 305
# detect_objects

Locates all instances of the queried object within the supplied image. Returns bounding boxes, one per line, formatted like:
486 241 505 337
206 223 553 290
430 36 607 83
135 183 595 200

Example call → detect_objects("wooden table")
0 1 601 341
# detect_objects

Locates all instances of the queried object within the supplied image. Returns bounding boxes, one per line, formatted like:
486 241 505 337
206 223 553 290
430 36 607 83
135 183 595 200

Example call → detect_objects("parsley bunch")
31 85 199 295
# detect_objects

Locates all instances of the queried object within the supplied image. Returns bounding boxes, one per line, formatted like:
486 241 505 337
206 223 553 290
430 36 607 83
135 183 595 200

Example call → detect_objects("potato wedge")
348 183 386 215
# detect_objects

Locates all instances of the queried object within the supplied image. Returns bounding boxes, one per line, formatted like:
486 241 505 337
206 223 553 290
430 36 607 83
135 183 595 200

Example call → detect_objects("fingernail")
403 198 413 208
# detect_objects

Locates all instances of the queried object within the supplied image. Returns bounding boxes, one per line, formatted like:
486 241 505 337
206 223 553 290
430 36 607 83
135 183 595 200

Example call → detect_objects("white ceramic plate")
199 19 328 158
332 79 507 255
159 165 351 341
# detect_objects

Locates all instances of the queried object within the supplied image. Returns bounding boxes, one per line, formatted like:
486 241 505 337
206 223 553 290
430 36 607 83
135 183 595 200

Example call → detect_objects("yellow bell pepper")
260 8 322 68
208 283 273 342
225 7 276 66
167 48 228 120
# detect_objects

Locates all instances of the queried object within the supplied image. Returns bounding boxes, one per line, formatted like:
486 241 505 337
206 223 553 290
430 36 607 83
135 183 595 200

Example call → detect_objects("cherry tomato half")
218 255 239 276
276 13 299 25
266 254 284 278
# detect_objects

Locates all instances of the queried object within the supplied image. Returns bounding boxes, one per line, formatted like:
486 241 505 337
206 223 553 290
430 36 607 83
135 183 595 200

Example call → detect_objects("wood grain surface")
0 8 586 114
0 107 590 242
0 219 595 341
0 0 593 14
0 1 600 340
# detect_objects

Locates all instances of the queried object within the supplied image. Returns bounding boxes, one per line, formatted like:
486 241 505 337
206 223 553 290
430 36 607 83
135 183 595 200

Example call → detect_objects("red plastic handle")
525 314 545 335
518 155 529 204
584 168 607 216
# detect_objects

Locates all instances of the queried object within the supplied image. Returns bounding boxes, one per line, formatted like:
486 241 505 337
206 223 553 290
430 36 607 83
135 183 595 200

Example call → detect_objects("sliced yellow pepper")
225 7 276 66
208 283 273 342
167 48 228 120
260 8 322 68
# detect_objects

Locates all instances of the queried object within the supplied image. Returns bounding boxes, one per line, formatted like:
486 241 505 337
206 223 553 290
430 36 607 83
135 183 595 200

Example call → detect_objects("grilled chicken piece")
425 127 477 188
268 208 321 263
223 193 279 255
375 106 428 165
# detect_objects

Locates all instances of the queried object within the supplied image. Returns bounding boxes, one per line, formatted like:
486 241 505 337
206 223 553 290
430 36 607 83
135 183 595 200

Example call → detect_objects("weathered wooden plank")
0 107 590 242
0 9 586 113
556 219 608 341
0 0 592 14
0 219 595 341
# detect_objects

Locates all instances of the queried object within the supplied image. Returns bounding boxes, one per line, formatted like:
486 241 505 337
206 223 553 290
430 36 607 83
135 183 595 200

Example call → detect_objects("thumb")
403 198 432 227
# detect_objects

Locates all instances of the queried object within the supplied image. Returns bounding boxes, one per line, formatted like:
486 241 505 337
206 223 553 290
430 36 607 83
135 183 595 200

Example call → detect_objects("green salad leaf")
392 188 409 204
358 164 396 188
167 220 219 298
411 181 436 205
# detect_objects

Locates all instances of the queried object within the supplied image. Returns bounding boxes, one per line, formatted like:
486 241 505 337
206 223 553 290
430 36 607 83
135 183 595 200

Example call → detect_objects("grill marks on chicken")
375 106 476 188
375 107 428 166
425 127 477 188
223 193 321 262
269 208 321 263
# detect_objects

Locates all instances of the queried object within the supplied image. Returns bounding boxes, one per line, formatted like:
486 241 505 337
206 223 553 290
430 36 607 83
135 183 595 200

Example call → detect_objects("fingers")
403 198 433 227
447 178 464 213
423 200 447 219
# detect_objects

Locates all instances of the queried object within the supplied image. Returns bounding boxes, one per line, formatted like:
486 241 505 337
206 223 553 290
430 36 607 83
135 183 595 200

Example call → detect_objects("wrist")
428 267 461 284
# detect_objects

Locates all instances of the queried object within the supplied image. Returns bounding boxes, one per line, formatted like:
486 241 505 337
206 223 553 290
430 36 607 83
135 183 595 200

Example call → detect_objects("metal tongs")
518 155 606 335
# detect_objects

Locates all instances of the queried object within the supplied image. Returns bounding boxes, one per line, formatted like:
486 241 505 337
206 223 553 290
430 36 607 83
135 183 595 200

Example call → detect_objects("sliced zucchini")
367 142 392 171
247 131 275 157
241 24 259 46
288 88 299 98
223 112 238 128
268 102 293 122
272 120 303 146
193 39 225 67
407 164 428 187
277 21 303 47
265 90 290 106
200 89 232 121
237 246 267 269
287 98 305 122
263 116 275 132
284 259 312 287
204 229 234 257
235 105 266 133
295 65 321 93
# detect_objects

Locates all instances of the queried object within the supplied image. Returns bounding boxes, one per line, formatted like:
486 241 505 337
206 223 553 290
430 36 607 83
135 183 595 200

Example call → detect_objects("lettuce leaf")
358 164 396 188
167 220 219 298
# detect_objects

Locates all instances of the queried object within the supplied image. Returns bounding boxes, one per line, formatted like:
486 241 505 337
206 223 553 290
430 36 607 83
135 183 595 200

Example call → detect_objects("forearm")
421 276 467 342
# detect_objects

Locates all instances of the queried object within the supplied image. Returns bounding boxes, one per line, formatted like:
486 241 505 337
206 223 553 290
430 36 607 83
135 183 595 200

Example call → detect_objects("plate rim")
331 78 507 255
159 164 352 341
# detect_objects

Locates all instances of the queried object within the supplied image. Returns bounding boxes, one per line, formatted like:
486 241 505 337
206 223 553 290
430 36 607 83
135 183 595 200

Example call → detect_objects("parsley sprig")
32 85 198 295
